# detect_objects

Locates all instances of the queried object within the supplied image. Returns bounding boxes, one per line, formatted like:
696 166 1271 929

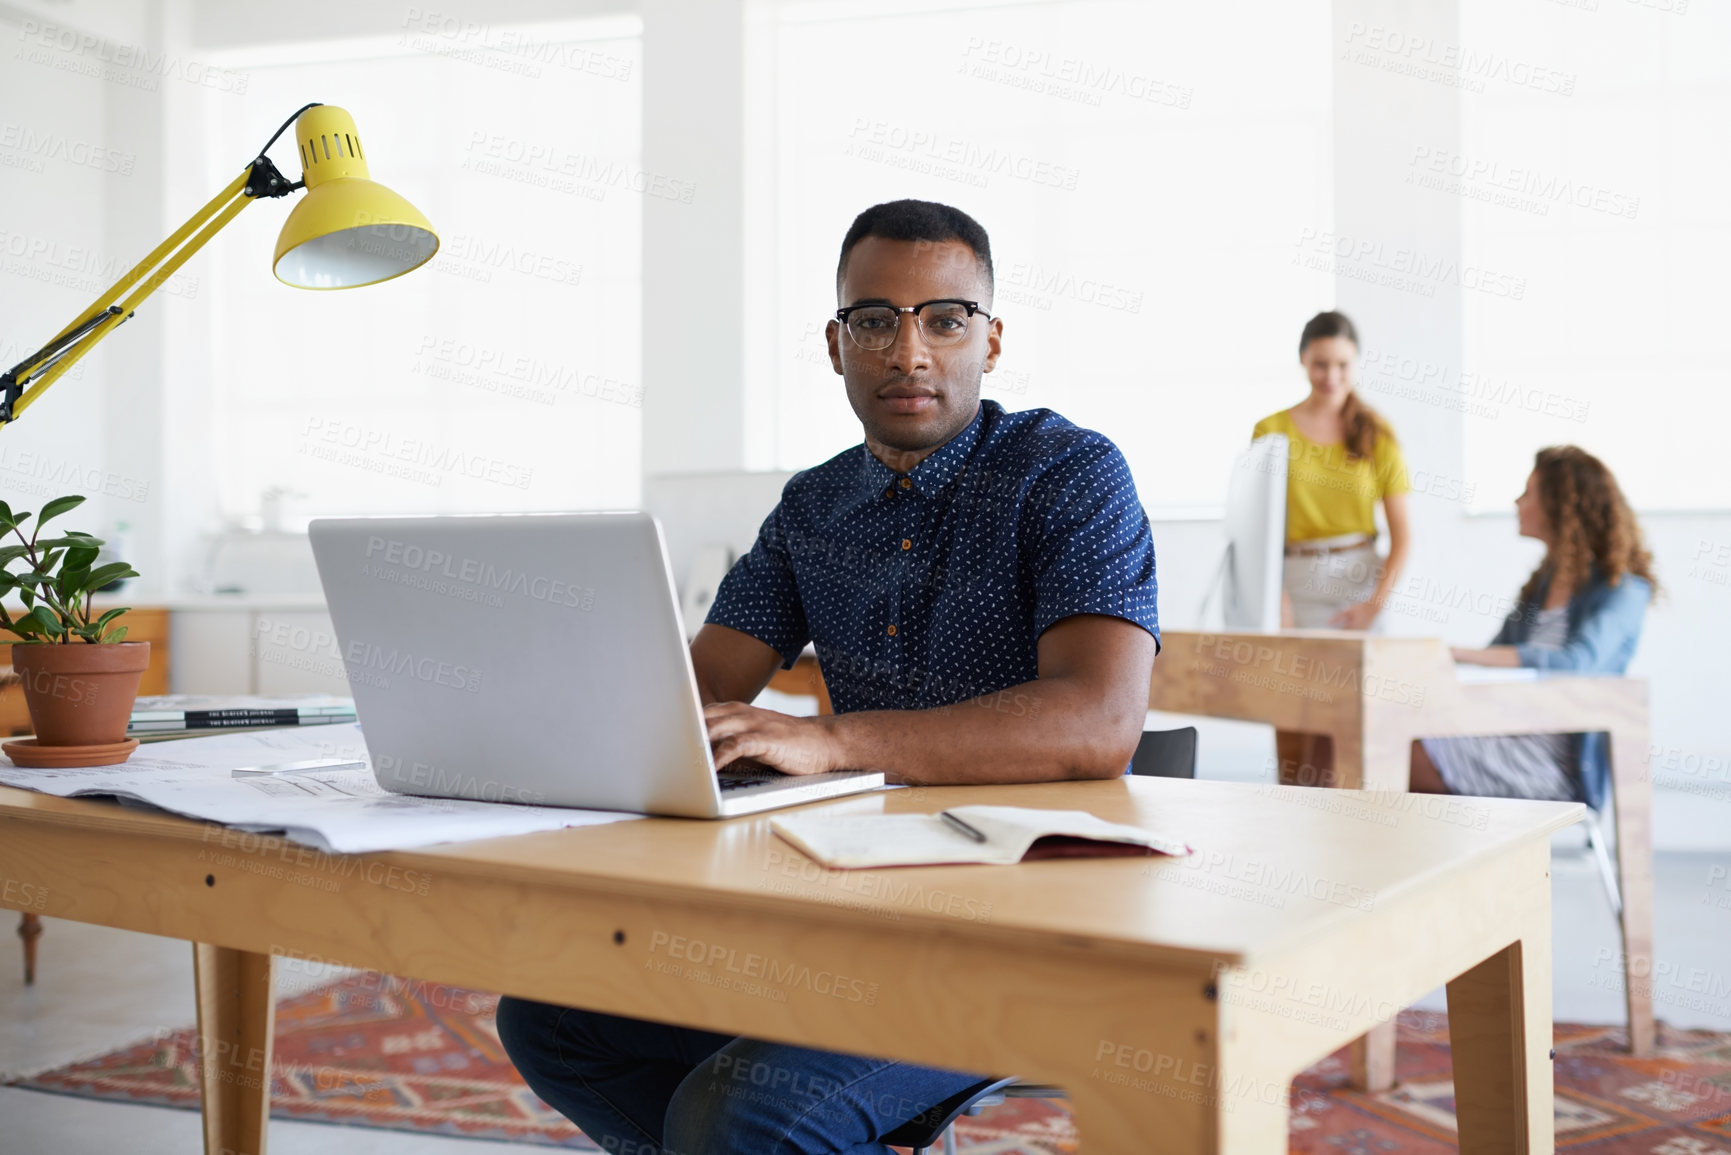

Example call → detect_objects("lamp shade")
273 105 438 289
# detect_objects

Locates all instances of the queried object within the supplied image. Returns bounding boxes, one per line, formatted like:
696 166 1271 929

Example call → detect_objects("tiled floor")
2 838 1727 1153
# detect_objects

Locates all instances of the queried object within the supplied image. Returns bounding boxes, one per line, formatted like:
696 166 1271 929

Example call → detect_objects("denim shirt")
1489 568 1652 808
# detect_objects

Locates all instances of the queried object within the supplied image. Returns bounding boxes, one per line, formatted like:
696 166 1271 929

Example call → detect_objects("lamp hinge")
244 156 298 199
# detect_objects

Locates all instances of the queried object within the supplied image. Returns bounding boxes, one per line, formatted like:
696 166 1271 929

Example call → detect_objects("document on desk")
0 724 638 854
772 805 1192 869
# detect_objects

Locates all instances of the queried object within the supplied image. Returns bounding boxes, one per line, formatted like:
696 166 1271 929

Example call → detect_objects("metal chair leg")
1584 809 1622 918
942 1124 958 1155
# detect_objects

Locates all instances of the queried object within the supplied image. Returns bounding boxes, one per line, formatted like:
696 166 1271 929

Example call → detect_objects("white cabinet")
170 605 350 696
252 611 349 695
169 610 253 694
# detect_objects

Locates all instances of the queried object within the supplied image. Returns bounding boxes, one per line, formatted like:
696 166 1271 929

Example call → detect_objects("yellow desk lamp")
0 102 438 426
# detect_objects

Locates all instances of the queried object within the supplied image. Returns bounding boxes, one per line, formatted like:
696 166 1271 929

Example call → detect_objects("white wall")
1329 0 1467 600
640 0 751 475
0 5 128 562
759 0 1335 501
188 0 634 48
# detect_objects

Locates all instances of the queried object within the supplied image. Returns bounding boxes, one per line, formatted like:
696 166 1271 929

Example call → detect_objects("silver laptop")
307 512 882 817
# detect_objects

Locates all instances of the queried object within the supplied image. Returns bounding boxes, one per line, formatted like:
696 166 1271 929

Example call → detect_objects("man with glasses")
497 199 1160 1154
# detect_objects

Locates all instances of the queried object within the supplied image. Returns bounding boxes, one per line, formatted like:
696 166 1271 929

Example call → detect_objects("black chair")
1130 725 1198 779
886 728 1199 1154
879 1076 1020 1153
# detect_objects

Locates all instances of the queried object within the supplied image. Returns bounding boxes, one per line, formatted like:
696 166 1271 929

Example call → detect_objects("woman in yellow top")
1253 311 1411 631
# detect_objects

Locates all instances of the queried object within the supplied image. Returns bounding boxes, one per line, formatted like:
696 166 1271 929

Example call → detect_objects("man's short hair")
836 199 994 301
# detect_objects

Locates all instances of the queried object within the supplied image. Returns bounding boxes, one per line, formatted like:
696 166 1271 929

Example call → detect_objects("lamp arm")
0 102 328 426
1 164 264 426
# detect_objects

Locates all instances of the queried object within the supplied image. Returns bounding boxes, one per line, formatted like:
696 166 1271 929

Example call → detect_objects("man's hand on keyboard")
703 702 842 777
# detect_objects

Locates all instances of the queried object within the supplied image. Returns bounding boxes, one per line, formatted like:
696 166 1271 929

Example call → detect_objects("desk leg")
1445 927 1553 1154
1349 1021 1398 1092
1067 1059 1290 1154
1609 722 1656 1055
18 912 41 984
1273 724 1400 1092
1274 731 1336 786
193 944 276 1155
1324 718 1402 1094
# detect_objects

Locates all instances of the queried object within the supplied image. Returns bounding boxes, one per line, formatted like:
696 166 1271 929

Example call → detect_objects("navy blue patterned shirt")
706 400 1159 715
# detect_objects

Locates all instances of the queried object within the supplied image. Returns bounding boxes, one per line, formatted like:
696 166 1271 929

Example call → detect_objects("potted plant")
0 495 146 767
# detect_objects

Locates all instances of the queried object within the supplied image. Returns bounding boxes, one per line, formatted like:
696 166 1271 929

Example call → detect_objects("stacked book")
128 694 356 738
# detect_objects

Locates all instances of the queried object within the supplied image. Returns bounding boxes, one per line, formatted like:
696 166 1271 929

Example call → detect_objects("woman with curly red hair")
1411 446 1658 805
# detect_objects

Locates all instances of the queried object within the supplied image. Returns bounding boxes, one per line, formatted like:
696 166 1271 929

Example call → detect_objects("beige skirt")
1282 538 1384 631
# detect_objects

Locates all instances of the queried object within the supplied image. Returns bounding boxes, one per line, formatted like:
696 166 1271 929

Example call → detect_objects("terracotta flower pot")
10 641 150 747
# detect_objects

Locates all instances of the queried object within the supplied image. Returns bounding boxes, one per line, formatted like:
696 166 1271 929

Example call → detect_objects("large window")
765 0 1334 510
203 19 643 524
1458 0 1731 511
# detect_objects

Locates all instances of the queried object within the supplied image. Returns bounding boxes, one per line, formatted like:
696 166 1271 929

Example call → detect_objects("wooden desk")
0 778 1577 1154
1148 629 1654 1073
769 633 1655 1094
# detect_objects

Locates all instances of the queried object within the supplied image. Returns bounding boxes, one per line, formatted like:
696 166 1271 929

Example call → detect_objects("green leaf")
36 495 85 530
62 544 100 571
57 566 91 601
19 586 35 609
0 500 11 525
100 624 128 643
70 624 100 641
23 605 63 641
39 548 63 574
93 607 126 632
0 544 27 568
82 563 136 590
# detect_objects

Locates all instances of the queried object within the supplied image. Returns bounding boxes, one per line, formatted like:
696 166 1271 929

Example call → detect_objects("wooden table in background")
768 654 832 714
3 605 171 986
1148 629 1653 1086
0 776 1579 1155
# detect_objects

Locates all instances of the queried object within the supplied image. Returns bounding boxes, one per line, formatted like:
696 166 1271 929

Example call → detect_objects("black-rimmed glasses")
834 299 991 351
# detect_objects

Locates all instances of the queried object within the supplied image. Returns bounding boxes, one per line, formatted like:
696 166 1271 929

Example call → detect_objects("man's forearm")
820 677 1142 785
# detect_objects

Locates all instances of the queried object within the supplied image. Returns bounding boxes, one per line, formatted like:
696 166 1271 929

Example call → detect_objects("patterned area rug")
8 973 1731 1152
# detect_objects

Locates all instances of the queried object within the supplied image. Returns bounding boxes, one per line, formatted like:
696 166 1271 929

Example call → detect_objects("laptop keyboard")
718 771 785 792
718 769 877 793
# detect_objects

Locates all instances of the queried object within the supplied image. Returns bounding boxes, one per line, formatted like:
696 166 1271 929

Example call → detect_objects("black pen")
939 809 988 843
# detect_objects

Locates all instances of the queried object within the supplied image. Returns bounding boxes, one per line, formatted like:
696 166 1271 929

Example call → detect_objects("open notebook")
771 805 1192 869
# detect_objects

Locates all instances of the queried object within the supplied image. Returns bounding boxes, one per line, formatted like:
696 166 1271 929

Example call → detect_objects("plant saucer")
2 737 140 768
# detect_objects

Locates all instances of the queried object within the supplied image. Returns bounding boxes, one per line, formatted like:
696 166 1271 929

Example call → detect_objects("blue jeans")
495 996 988 1155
